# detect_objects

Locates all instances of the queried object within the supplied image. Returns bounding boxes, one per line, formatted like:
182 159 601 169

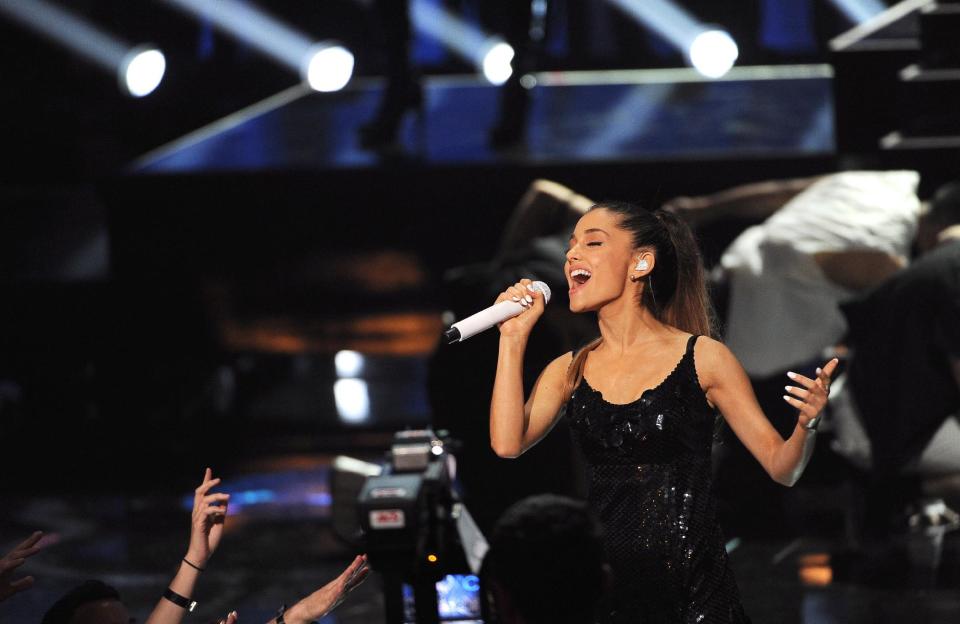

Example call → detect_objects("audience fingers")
202 493 231 506
0 557 25 574
343 556 370 591
341 555 365 578
221 610 238 624
13 531 43 553
346 566 370 592
195 477 222 500
203 504 228 518
9 575 34 595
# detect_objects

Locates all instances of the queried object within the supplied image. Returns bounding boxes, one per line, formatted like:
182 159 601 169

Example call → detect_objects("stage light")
121 46 166 97
334 378 370 424
481 40 515 86
0 0 166 96
303 44 355 92
688 29 738 79
826 0 888 24
335 350 365 378
605 0 739 78
162 0 354 91
409 0 514 84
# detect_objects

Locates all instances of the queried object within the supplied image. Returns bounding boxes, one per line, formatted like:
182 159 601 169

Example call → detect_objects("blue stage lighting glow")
605 0 739 78
827 0 888 24
410 0 514 84
606 0 703 51
162 0 354 91
0 0 166 96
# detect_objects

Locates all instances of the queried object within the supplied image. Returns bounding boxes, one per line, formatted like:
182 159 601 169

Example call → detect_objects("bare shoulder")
692 336 741 387
533 351 575 395
543 351 574 379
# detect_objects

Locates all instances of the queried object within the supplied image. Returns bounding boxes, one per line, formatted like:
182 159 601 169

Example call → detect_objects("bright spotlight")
605 0 739 78
409 0 513 84
334 378 370 424
303 44 355 92
688 30 738 79
481 41 515 85
334 350 365 378
163 0 354 91
0 0 166 97
121 47 166 97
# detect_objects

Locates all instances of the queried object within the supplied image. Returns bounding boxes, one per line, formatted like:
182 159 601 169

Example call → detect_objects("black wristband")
182 557 205 572
163 588 197 612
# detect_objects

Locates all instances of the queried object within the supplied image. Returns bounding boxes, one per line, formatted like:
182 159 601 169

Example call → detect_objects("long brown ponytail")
562 202 716 398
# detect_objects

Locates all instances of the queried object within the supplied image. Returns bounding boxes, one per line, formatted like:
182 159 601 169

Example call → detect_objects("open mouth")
569 268 592 293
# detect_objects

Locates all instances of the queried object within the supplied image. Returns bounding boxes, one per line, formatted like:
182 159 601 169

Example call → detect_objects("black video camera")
357 429 486 624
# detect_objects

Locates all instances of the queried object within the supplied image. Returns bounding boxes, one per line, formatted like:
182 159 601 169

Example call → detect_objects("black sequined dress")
566 335 750 623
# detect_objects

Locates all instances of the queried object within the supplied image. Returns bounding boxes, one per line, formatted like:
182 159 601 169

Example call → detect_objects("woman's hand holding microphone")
494 278 546 338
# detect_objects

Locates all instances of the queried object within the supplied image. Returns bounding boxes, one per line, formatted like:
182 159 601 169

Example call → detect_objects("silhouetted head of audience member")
917 180 960 252
482 494 609 624
42 580 132 624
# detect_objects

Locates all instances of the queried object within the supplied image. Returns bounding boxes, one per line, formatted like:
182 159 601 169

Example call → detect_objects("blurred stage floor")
2 454 958 624
133 65 834 173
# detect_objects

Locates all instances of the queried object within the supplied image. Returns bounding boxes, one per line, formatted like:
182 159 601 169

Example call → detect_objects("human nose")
566 243 579 262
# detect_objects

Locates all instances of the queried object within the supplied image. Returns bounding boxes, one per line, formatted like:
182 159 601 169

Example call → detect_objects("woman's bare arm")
490 346 571 458
696 337 835 486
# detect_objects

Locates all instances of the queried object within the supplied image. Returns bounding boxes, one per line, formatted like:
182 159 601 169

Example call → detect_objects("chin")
568 294 600 313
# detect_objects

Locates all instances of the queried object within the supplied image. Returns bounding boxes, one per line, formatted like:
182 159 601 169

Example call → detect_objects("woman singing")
488 201 837 623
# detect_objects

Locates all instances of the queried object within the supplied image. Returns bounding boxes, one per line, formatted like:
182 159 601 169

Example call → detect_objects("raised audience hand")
277 555 370 624
145 468 230 624
0 531 45 602
186 467 230 570
217 610 239 624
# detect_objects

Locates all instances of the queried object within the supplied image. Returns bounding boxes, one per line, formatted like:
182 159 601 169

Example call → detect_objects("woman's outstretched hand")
0 531 45 603
281 555 370 624
784 358 840 430
186 468 229 569
495 278 546 339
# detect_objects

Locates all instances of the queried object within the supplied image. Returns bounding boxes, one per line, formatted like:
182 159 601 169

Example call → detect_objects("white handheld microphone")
443 281 552 343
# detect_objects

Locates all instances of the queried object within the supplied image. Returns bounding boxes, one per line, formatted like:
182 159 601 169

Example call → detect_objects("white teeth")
571 269 592 278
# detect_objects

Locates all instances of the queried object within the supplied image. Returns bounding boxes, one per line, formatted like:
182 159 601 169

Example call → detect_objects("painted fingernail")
511 296 520 302
785 386 793 392
786 372 797 379
783 395 792 402
816 367 822 375
525 295 533 303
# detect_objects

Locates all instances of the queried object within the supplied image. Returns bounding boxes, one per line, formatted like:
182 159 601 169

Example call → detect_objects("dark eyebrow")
569 228 609 242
